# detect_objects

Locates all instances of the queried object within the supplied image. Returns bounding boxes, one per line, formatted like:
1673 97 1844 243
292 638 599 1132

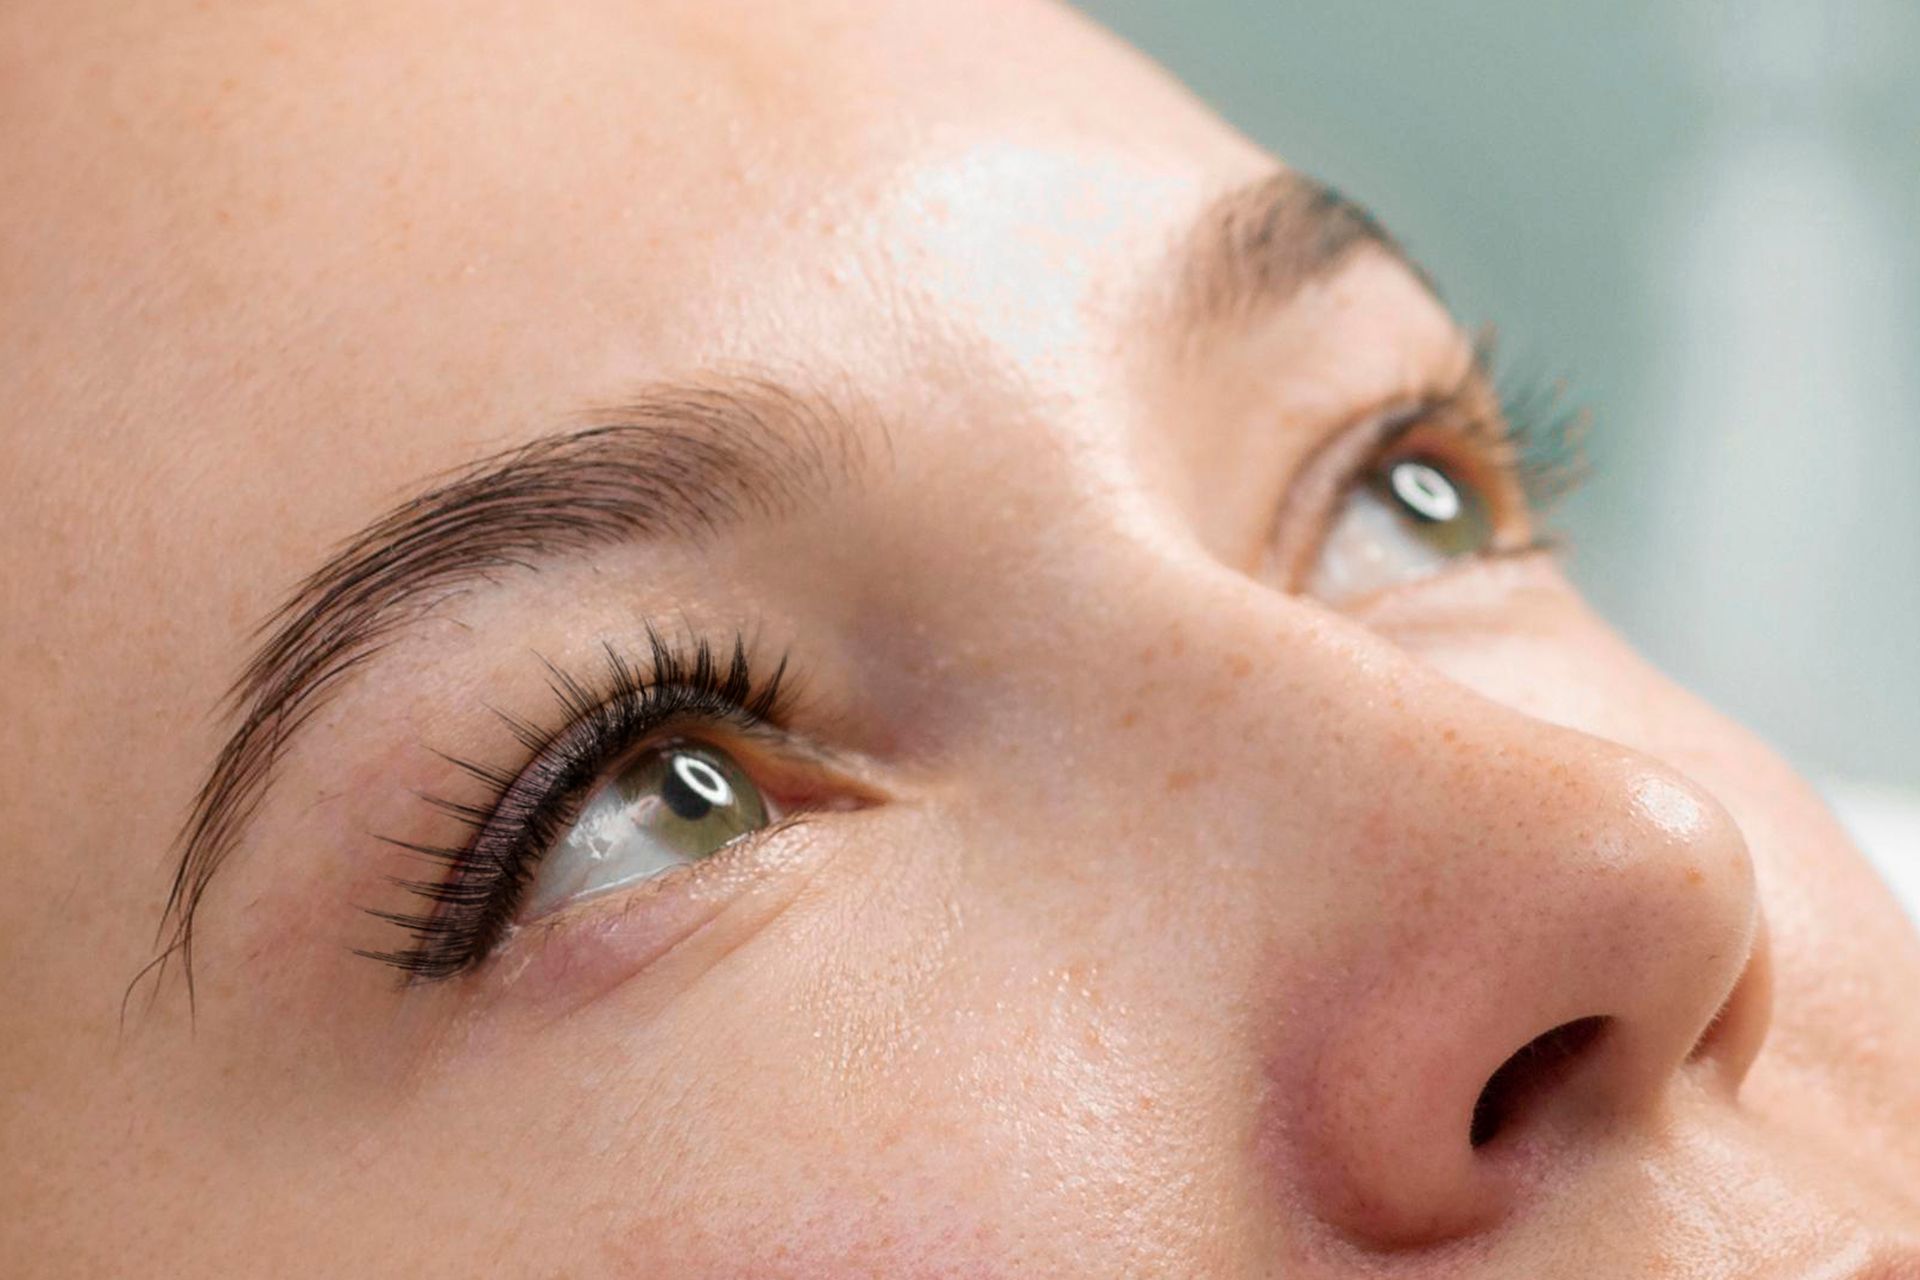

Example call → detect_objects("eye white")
1309 482 1456 602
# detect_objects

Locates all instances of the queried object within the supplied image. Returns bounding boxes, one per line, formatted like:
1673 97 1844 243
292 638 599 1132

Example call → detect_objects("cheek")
586 1182 1015 1280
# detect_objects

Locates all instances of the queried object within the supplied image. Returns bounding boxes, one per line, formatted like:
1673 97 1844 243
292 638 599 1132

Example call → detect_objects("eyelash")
1486 347 1592 521
356 629 792 984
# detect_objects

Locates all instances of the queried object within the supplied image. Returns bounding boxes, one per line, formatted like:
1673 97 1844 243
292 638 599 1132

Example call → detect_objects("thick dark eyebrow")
144 377 871 1006
1175 169 1433 329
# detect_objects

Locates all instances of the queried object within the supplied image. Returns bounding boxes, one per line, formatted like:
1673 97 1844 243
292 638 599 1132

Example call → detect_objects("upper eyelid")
464 651 796 860
487 713 810 848
1266 394 1445 540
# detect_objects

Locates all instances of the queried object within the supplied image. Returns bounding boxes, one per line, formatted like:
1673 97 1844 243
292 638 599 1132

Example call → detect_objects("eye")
1308 448 1506 603
518 741 775 922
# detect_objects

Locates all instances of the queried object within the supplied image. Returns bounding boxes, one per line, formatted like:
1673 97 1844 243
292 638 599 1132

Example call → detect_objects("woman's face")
4 1 1917 1275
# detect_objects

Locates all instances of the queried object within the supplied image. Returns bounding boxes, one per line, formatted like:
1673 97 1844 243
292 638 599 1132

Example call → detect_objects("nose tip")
1598 773 1769 1099
1285 752 1767 1248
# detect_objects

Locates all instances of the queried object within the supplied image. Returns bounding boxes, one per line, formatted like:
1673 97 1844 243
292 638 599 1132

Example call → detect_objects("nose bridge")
1037 552 1761 977
1060 556 1767 1247
1066 550 1711 876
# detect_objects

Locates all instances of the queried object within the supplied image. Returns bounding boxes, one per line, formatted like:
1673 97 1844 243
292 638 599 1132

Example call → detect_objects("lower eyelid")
470 813 833 1014
1335 539 1562 620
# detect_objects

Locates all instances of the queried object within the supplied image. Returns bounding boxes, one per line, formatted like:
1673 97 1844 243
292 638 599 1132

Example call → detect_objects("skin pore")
2 0 1917 1275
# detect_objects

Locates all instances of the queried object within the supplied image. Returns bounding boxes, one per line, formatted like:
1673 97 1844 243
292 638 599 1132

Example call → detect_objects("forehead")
6 0 1260 398
2 0 1270 607
0 0 1317 774
0 1 1402 607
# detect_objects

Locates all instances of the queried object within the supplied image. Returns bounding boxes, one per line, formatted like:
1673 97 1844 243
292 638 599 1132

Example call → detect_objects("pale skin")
2 1 1918 1276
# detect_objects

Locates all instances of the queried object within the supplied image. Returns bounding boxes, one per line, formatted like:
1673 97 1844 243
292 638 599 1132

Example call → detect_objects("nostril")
1679 922 1773 1095
1469 1016 1610 1149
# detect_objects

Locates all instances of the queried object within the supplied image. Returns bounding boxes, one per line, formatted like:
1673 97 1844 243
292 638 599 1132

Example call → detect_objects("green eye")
1373 457 1495 557
643 745 768 841
520 742 771 920
1310 453 1500 602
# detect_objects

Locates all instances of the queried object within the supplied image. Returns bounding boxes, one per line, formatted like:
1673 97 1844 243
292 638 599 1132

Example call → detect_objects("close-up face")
3 1 1917 1276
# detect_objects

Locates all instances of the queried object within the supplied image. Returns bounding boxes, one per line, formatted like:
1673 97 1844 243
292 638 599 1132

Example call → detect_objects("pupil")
1388 459 1461 524
662 752 732 820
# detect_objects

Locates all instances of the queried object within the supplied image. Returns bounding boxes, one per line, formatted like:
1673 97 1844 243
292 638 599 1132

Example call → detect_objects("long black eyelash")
355 627 791 984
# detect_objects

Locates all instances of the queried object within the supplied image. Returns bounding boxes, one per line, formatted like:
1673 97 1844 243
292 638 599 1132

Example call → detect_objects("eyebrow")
148 169 1426 1001
148 378 871 1003
1175 169 1430 328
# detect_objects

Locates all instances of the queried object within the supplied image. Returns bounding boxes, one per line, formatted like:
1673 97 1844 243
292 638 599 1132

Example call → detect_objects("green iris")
1374 457 1495 558
618 743 769 855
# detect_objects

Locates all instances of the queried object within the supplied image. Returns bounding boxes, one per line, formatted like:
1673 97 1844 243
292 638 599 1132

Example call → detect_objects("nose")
1273 677 1769 1248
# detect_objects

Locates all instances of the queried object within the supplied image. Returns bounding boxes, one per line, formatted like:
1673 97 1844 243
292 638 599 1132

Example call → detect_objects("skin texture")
2 1 1917 1276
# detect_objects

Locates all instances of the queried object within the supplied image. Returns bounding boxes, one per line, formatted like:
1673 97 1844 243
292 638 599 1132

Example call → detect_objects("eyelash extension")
355 627 792 984
1478 331 1594 521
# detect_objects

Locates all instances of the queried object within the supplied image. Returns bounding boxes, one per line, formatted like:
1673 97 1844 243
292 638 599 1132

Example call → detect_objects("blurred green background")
1078 0 1920 792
